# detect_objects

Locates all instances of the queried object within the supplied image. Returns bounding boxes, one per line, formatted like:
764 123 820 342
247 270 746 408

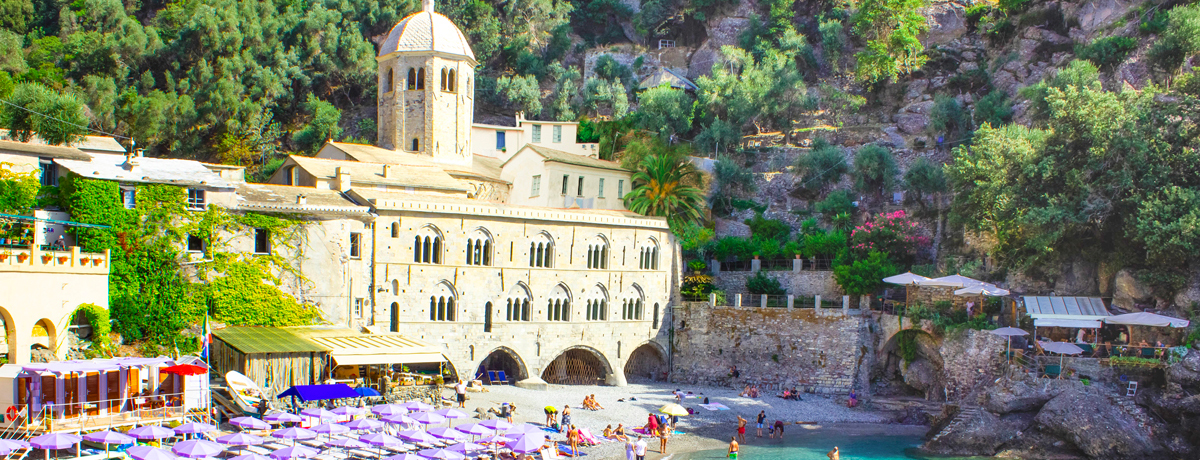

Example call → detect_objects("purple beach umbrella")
30 433 81 450
0 439 30 451
327 438 367 449
0 445 12 456
386 454 425 460
171 439 224 459
433 408 467 420
230 417 272 430
174 422 217 439
477 419 512 431
269 445 319 460
504 423 542 436
507 434 546 454
398 430 440 444
83 430 135 458
454 423 493 436
360 432 407 458
129 425 177 440
264 412 303 424
313 423 350 435
416 447 466 460
333 406 366 416
426 427 466 441
217 433 265 446
271 427 317 443
373 404 408 417
343 418 384 431
127 445 177 460
399 401 434 412
477 434 514 445
382 414 418 426
300 407 338 420
446 442 486 454
229 455 271 460
409 412 446 425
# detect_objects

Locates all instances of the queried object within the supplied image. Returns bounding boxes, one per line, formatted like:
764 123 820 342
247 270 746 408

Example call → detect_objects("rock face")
924 410 1033 456
1035 388 1167 459
903 358 939 394
921 1 968 46
985 380 1057 414
1112 269 1154 310
895 101 936 134
1167 350 1200 391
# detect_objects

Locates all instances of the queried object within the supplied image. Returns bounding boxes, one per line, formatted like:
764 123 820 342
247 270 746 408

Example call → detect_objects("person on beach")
736 415 747 443
848 389 858 408
560 405 572 432
625 437 636 460
499 402 514 424
645 413 659 434
772 419 784 439
756 410 766 437
828 446 840 460
592 394 605 410
729 437 740 459
659 423 670 453
544 405 557 427
615 423 627 439
634 435 647 460
454 379 467 408
567 424 579 455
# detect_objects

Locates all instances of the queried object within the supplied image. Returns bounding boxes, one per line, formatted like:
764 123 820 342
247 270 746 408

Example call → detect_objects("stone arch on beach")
31 318 57 362
876 329 944 400
541 345 613 385
623 341 668 383
475 346 529 382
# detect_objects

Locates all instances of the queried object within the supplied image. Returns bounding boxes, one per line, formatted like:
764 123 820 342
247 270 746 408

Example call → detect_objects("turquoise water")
673 426 986 460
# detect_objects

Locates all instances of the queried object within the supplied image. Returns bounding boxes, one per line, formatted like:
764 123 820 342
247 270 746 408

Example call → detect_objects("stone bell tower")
376 0 476 166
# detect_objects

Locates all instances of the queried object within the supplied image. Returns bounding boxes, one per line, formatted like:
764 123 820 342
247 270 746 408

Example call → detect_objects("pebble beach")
458 383 893 459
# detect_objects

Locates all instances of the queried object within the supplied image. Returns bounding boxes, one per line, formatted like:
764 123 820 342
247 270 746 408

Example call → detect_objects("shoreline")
456 382 918 459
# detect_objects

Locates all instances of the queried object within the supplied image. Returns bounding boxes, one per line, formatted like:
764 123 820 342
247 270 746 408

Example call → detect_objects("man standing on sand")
634 435 647 460
736 415 747 443
756 410 766 437
728 437 739 459
454 380 467 408
828 446 839 460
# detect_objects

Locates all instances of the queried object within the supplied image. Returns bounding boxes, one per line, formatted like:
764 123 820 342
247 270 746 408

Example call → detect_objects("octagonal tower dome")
378 0 476 64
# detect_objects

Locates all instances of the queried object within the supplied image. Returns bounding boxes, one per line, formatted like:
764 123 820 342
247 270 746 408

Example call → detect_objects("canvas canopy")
883 272 931 285
918 274 985 288
1023 296 1110 328
955 284 1010 296
1103 312 1190 328
277 384 359 402
305 334 445 367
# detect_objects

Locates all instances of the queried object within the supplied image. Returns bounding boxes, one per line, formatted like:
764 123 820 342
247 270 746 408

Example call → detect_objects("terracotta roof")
288 155 466 192
379 10 476 62
504 144 629 173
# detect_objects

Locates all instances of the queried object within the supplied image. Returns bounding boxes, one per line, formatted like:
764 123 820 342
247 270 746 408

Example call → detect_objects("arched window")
413 226 442 264
386 68 394 92
505 284 532 322
283 165 297 186
428 282 456 322
653 303 660 328
546 284 571 322
407 68 417 90
440 68 448 91
528 233 554 268
411 138 420 151
585 284 608 321
416 68 425 89
389 302 399 332
622 286 645 320
484 302 493 332
586 235 609 269
448 69 456 92
391 279 399 296
639 238 660 270
466 228 492 266
390 222 399 238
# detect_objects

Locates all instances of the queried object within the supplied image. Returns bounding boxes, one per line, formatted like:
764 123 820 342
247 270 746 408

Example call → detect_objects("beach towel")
558 443 586 457
578 428 602 445
699 403 730 411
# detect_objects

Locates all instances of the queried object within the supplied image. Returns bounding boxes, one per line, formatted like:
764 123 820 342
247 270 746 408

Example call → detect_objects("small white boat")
225 370 266 415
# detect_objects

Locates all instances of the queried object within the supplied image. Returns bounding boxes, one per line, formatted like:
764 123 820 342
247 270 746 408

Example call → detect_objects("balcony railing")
0 244 110 273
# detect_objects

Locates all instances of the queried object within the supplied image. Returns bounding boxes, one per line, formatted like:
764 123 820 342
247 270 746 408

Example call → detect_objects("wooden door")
107 371 120 411
85 373 100 416
62 375 79 417
40 375 56 417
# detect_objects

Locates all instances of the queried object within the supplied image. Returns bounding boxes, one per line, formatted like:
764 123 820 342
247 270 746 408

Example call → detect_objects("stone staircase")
928 405 981 443
1109 394 1157 430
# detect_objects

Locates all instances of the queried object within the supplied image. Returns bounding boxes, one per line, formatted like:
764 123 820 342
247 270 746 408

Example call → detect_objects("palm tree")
623 154 705 228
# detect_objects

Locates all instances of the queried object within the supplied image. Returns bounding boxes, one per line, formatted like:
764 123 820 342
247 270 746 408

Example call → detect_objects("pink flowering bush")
849 210 930 264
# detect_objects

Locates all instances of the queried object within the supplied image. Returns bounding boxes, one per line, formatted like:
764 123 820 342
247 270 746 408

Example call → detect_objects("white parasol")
1103 312 1190 328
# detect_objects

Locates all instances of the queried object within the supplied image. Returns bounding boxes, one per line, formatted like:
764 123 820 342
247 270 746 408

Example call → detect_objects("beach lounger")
495 371 509 384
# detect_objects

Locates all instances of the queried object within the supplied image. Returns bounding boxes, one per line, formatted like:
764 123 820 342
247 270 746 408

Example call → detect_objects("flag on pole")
201 314 211 359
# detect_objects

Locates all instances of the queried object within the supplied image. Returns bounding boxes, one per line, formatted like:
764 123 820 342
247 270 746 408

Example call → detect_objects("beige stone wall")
0 247 110 364
369 207 675 384
501 150 632 211
377 55 474 165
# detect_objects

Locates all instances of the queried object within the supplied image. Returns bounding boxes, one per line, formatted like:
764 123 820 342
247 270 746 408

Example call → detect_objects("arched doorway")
875 329 945 400
390 302 399 332
31 318 56 363
0 307 14 363
624 343 667 383
541 347 610 385
475 347 527 383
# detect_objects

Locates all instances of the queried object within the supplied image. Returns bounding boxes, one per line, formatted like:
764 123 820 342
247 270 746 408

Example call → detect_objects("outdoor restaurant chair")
1142 348 1157 358
1078 344 1094 356
1043 364 1062 379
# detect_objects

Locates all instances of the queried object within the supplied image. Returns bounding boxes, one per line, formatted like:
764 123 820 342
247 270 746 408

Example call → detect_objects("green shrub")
1077 36 1137 68
853 145 899 195
815 189 856 216
1149 4 1200 73
745 214 791 241
973 90 1014 127
833 251 895 296
712 236 757 260
929 95 971 137
795 139 848 195
746 272 786 295
903 158 947 203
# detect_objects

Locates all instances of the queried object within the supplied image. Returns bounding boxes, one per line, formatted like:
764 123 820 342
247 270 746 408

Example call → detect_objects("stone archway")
541 346 612 386
0 307 15 362
624 342 667 383
475 347 529 383
875 329 945 400
31 318 57 363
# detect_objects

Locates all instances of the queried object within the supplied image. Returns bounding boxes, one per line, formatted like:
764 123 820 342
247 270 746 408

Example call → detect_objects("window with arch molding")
528 233 554 268
390 222 400 238
428 282 456 321
585 236 609 269
391 279 399 296
440 68 448 91
621 287 645 320
407 68 417 90
585 285 608 321
505 285 532 322
413 226 442 264
546 284 571 322
283 165 298 186
465 229 492 266
417 68 425 89
639 238 660 270
411 138 420 151
448 69 456 92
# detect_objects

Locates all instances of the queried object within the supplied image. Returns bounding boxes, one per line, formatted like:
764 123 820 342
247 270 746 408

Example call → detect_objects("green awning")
213 327 329 354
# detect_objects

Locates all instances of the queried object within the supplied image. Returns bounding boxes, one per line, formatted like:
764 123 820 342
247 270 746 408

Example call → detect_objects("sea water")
672 425 988 460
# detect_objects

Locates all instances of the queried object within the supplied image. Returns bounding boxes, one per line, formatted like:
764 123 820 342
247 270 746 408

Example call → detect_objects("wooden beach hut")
209 327 330 397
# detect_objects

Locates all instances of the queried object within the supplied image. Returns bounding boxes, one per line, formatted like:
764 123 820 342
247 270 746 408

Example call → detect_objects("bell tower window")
407 68 417 90
440 68 448 91
412 138 420 151
417 68 425 89
448 69 456 92
386 68 394 92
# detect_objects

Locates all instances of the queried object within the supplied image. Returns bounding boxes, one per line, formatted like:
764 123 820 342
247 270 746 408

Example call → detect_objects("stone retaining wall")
713 267 843 299
671 302 865 395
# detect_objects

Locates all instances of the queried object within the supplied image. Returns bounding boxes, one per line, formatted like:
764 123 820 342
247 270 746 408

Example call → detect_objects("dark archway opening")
624 344 667 383
542 349 607 385
475 348 526 383
873 330 945 400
